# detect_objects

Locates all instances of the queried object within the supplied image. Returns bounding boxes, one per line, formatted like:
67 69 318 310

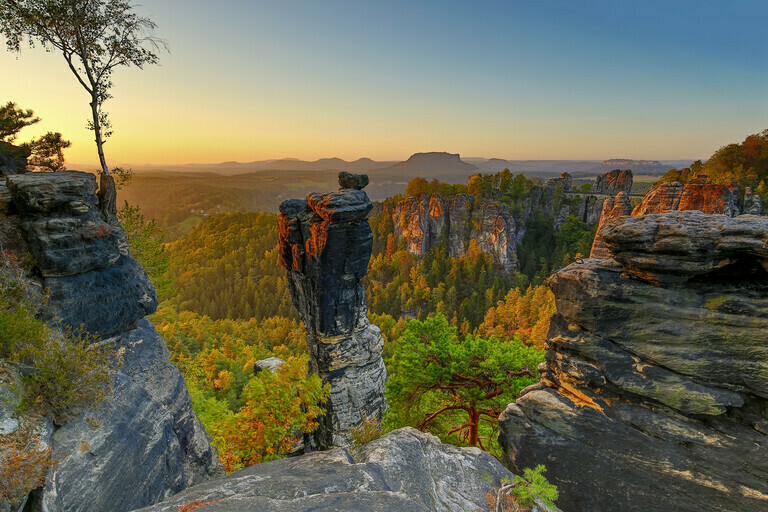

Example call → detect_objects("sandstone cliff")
388 169 633 272
633 174 741 217
499 211 768 512
0 171 222 511
278 175 387 448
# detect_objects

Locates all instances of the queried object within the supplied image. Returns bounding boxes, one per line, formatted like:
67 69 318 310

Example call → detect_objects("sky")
2 0 767 166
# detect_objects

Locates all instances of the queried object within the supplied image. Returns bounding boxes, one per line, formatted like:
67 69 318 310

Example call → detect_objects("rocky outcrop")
133 427 524 512
744 186 764 215
389 170 634 272
0 171 222 511
592 169 632 196
589 191 632 259
278 173 387 448
499 211 768 512
633 174 739 217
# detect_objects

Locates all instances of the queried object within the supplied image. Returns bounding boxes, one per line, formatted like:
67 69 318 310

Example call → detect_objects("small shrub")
349 414 387 449
511 465 558 508
0 260 115 422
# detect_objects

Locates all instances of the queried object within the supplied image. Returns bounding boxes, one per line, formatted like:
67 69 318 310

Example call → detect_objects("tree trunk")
90 96 109 176
97 172 117 221
468 408 480 447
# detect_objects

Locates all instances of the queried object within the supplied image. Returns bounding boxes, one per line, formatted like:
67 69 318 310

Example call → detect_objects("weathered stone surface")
677 176 739 216
590 192 632 259
633 175 740 217
499 212 768 512
632 181 683 216
279 186 387 448
338 171 369 190
601 210 768 285
306 189 373 223
744 187 764 215
41 255 158 338
39 320 224 512
593 169 633 196
133 428 514 512
7 171 121 277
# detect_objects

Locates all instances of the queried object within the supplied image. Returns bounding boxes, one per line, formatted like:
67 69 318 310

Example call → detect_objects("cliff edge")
499 211 768 512
0 171 223 512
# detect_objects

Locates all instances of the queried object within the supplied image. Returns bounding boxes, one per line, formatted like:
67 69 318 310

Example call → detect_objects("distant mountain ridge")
125 153 694 178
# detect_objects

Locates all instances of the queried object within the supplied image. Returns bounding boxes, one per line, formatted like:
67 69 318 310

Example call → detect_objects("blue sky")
2 0 766 164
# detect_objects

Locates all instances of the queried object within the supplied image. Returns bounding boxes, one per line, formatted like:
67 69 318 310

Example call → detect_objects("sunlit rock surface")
499 211 768 512
0 171 222 512
278 173 387 448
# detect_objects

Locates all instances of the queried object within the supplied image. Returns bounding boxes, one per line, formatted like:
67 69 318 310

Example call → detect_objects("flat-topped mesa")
278 172 387 449
499 211 768 512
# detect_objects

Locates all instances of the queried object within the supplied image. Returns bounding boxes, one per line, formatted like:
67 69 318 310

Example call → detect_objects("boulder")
253 357 286 374
132 428 515 512
744 187 764 215
499 211 768 512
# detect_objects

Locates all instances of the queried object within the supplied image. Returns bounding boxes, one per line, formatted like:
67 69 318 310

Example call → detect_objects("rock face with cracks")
499 210 768 512
278 173 387 448
0 171 223 512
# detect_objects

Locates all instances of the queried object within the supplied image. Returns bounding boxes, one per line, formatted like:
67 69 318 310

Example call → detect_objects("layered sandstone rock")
278 174 387 449
744 187 764 215
0 171 223 512
499 211 768 512
589 191 632 259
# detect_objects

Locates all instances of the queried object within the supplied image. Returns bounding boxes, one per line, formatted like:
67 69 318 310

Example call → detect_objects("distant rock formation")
633 174 739 216
0 171 223 512
134 427 551 512
387 169 634 272
380 152 478 173
499 211 768 512
278 173 387 449
592 169 633 196
589 191 632 259
588 159 673 175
